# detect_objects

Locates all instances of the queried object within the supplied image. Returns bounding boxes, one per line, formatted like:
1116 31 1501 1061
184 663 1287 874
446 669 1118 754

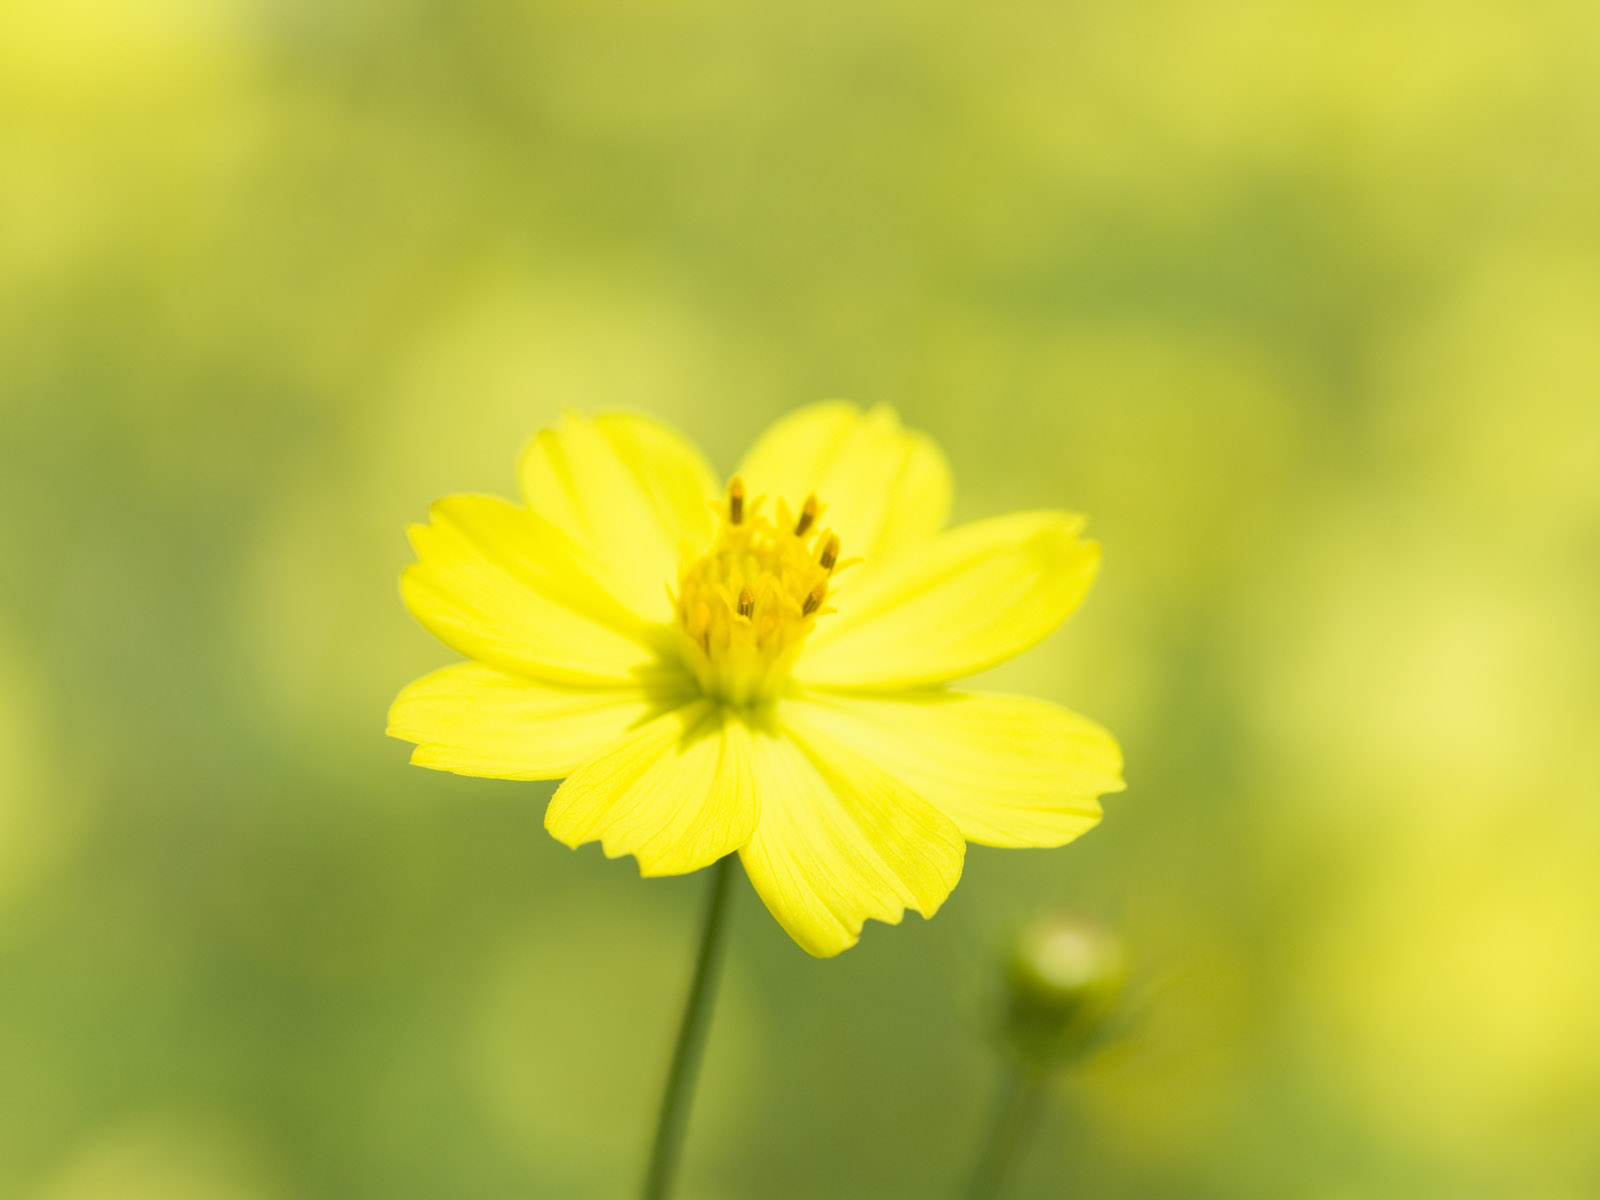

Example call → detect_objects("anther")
795 493 819 536
802 584 826 616
737 586 755 618
728 477 745 525
819 533 841 571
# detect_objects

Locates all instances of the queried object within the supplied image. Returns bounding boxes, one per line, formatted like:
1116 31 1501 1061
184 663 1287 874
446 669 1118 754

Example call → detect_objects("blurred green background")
4 1 1599 1197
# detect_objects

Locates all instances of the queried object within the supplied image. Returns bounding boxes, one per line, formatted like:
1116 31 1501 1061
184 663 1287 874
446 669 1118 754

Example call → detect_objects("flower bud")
1002 915 1125 1063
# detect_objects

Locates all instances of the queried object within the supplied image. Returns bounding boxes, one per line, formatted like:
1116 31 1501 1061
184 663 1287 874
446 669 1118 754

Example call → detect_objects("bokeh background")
4 1 1599 1197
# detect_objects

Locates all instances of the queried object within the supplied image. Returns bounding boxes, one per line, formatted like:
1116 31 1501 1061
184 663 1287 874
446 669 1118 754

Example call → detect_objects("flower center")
673 477 846 706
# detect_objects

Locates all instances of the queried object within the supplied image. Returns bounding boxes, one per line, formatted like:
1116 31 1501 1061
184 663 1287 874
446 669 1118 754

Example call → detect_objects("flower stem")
963 1063 1048 1200
642 853 737 1200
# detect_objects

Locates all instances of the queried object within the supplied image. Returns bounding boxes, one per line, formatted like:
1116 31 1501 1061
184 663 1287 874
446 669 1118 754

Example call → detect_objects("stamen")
674 488 845 704
819 533 841 571
795 493 819 536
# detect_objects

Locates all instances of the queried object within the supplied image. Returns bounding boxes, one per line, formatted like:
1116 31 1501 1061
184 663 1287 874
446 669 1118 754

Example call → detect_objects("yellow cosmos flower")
387 402 1124 956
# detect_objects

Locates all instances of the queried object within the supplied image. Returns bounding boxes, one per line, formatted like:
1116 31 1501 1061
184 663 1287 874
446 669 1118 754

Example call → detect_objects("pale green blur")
3 2 1599 1197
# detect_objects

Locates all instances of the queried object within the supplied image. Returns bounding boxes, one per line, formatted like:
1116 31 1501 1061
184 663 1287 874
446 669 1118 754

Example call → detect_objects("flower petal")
545 701 758 877
519 412 721 621
796 511 1101 689
784 691 1122 848
736 715 965 957
387 663 688 780
736 401 951 562
402 495 673 686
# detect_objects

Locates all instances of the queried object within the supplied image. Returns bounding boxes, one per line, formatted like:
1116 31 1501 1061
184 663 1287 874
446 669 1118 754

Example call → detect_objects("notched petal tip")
795 919 867 959
736 719 965 958
788 884 966 958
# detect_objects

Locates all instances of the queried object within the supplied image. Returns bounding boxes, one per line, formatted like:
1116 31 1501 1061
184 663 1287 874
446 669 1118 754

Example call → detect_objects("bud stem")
963 1063 1050 1200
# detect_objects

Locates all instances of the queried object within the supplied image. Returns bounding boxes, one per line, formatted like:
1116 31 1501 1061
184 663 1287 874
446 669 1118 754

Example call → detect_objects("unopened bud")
1002 916 1125 1063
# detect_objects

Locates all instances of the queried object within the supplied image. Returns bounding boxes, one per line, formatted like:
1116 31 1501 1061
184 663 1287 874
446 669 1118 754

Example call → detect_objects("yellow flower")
387 402 1124 956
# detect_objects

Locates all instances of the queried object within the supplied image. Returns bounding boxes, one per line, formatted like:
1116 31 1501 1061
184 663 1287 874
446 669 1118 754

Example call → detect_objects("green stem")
964 1063 1048 1200
641 854 737 1200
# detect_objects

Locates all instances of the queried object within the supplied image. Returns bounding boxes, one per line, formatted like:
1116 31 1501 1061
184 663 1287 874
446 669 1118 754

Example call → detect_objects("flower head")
674 482 849 706
388 402 1124 956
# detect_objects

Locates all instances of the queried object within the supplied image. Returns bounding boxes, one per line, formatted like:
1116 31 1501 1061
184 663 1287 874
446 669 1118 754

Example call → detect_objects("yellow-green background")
3 1 1598 1197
